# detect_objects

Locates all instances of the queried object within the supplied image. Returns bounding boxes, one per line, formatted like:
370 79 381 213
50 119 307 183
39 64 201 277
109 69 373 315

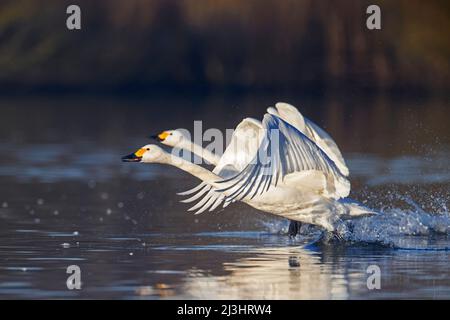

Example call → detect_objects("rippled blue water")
0 96 448 299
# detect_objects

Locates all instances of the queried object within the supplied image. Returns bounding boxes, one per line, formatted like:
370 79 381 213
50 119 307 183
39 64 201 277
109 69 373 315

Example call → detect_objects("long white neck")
179 139 221 166
162 152 221 186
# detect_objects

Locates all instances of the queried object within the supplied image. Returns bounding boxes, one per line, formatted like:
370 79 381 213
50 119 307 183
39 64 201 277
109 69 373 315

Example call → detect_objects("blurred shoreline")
0 0 448 96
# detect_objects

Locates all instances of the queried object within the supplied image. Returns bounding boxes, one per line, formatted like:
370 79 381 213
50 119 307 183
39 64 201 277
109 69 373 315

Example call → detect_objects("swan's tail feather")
339 198 378 219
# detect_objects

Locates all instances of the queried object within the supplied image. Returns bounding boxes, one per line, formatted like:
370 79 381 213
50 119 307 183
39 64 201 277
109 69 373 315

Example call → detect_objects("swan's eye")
146 148 150 151
170 133 173 136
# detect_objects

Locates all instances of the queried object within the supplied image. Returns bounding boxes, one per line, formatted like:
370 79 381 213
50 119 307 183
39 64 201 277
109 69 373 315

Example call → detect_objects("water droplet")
99 217 104 222
61 243 70 248
136 192 145 200
73 231 79 236
37 199 44 205
129 252 134 256
29 209 35 215
21 267 27 272
117 202 124 209
106 208 112 215
34 218 40 224
53 210 59 216
2 202 8 208
100 192 109 200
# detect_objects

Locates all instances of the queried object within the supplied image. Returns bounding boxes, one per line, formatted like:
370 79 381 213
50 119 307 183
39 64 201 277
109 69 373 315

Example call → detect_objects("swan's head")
122 144 167 163
151 130 187 147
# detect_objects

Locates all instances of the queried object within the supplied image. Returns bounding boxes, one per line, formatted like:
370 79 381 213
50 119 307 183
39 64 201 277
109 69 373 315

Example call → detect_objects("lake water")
0 95 449 299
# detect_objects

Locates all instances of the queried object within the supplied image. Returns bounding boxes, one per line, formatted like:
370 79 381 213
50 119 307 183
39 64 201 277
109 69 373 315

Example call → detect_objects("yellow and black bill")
121 148 146 162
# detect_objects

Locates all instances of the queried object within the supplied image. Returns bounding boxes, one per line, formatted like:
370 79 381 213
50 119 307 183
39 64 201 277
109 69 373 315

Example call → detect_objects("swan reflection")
181 245 359 299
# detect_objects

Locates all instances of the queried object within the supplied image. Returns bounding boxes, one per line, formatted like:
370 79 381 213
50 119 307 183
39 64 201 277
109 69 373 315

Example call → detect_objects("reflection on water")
0 95 449 299
181 242 450 299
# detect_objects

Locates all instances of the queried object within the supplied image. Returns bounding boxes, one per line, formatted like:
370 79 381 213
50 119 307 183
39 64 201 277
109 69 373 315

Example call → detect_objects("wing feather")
215 113 350 201
275 102 349 176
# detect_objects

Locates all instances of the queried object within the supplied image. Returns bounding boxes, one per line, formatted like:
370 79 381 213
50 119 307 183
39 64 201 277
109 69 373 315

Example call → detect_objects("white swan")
152 102 348 176
152 102 350 235
123 113 375 232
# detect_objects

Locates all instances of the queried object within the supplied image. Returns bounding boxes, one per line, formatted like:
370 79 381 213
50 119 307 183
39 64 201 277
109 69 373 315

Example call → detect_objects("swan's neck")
164 153 220 185
180 140 221 166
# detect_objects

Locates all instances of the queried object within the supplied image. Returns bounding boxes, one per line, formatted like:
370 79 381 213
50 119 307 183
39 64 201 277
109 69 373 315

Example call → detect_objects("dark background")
0 0 448 96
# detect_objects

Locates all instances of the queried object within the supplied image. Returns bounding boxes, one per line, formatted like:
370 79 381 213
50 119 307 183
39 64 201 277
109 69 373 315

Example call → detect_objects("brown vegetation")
0 0 448 93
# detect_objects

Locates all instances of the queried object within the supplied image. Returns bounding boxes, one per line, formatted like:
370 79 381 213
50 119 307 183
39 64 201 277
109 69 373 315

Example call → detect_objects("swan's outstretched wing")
214 117 263 174
274 102 349 176
177 117 263 214
216 113 350 202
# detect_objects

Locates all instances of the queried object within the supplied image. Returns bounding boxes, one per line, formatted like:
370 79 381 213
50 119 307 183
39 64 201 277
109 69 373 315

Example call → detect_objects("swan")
151 102 350 235
152 102 348 176
123 113 375 233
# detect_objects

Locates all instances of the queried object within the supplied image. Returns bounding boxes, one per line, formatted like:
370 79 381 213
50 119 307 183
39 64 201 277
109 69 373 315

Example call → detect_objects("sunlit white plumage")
180 113 352 222
177 103 349 216
269 102 349 176
215 113 350 201
126 103 376 231
155 102 349 177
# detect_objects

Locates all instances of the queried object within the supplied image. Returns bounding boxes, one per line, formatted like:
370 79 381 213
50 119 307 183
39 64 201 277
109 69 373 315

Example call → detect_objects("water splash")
262 192 450 250
343 193 450 248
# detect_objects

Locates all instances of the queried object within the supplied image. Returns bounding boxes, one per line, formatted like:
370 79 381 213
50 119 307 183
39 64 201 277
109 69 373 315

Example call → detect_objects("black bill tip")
121 153 142 162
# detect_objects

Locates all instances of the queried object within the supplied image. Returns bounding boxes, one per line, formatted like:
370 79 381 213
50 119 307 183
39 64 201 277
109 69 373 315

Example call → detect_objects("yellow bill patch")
158 131 169 141
134 148 146 157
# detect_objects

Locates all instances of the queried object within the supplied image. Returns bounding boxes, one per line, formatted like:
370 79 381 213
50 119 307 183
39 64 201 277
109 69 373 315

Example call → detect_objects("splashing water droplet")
100 192 109 200
136 192 145 200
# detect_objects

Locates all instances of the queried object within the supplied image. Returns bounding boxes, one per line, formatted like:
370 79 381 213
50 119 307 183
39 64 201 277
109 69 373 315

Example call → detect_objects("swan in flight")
152 103 348 176
123 105 375 233
151 102 350 235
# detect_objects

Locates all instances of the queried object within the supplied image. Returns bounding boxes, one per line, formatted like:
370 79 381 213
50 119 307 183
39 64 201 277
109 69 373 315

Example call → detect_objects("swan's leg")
331 231 343 241
288 220 302 238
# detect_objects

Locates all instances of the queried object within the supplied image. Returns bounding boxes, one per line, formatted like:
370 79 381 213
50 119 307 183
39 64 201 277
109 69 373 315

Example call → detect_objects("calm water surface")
0 95 449 299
